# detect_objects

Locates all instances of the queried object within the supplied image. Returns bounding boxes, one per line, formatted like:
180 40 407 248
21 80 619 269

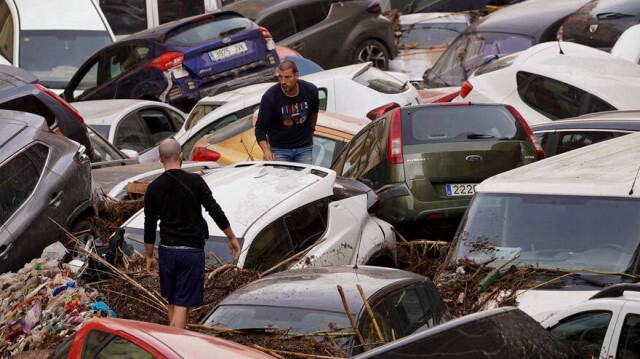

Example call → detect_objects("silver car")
0 111 95 273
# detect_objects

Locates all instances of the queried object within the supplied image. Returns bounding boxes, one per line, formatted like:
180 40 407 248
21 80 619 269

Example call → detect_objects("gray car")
202 265 450 356
0 111 96 273
225 0 398 70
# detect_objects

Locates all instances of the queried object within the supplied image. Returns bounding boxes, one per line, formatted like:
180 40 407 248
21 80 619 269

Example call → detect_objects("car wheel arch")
351 38 391 70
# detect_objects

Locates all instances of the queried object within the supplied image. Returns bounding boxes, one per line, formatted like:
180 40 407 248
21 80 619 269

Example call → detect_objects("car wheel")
352 39 390 70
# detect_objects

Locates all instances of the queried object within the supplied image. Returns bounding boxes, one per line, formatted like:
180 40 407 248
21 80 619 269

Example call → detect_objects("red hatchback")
48 318 275 359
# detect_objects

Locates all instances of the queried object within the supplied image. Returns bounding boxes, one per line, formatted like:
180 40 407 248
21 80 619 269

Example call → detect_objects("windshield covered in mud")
452 193 640 274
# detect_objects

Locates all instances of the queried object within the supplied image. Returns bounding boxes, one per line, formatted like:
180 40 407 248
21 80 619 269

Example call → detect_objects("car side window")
318 88 327 111
260 11 296 42
386 286 432 337
167 109 185 129
100 0 148 35
617 314 640 357
158 0 204 25
139 109 177 144
75 60 100 98
359 300 394 349
81 329 153 359
587 96 616 114
0 144 48 225
114 113 152 152
292 1 328 33
181 112 240 158
106 46 148 80
548 310 612 357
341 129 370 179
517 71 587 120
283 199 328 252
556 131 616 155
244 220 293 271
355 120 387 190
313 136 342 168
0 0 13 62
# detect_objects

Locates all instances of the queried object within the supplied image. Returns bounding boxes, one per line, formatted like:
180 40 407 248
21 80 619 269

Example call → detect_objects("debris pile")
0 243 117 358
86 196 144 240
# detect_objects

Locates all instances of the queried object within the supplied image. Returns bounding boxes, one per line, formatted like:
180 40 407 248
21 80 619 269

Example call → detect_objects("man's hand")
145 256 158 274
263 148 276 161
228 237 241 262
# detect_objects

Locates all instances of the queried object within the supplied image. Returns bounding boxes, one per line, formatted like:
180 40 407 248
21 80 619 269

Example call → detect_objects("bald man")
144 139 240 328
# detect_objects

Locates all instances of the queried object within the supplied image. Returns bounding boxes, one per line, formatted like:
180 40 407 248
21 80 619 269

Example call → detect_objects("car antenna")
629 162 640 195
557 40 564 55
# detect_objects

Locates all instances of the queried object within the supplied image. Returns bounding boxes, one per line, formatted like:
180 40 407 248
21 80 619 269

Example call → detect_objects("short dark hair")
278 60 298 74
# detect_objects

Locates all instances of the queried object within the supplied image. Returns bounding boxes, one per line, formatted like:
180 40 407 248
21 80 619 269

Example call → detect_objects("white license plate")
209 42 248 61
445 183 476 197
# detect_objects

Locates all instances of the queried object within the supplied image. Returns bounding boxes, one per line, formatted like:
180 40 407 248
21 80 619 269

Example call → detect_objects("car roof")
125 162 336 237
217 265 426 313
301 62 373 83
501 42 640 109
316 111 369 135
399 12 470 25
0 64 37 86
122 10 244 42
15 0 109 31
476 131 640 198
224 0 307 20
469 0 590 40
72 99 182 127
81 318 275 358
530 114 640 132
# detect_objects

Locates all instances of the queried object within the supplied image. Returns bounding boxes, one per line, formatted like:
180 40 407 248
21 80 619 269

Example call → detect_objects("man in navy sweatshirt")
255 60 319 164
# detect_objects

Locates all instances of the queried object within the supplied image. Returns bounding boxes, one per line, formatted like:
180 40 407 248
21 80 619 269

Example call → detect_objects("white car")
119 161 397 271
0 0 115 92
389 13 471 86
540 284 640 359
454 41 640 125
183 62 422 131
73 99 186 155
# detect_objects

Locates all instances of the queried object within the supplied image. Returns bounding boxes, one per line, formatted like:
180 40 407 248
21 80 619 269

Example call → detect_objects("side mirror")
120 149 140 160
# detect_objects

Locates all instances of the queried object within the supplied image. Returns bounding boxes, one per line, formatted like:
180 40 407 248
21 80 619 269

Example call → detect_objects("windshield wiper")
467 133 495 139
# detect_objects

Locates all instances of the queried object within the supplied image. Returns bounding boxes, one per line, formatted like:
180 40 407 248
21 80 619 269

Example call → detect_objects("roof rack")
590 283 640 300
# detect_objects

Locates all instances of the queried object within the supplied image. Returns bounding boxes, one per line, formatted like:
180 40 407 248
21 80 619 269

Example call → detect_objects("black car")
64 11 279 112
225 0 398 70
558 0 640 51
202 266 450 356
0 65 97 162
531 110 640 157
0 111 96 273
352 307 577 359
423 0 590 88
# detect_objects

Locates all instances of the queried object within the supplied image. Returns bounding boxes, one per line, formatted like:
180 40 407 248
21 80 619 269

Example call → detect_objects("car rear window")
353 66 408 94
164 14 253 46
402 105 527 145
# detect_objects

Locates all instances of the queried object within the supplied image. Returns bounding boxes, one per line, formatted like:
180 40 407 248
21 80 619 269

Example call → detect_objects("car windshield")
399 22 467 49
425 31 533 88
87 126 124 161
204 305 352 335
20 30 113 89
452 193 640 274
164 14 252 46
186 104 223 130
353 66 407 94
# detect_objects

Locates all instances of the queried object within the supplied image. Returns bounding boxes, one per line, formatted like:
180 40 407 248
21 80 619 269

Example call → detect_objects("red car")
48 318 275 359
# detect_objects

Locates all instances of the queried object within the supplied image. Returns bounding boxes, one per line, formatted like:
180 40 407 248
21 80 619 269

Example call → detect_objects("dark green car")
331 103 544 237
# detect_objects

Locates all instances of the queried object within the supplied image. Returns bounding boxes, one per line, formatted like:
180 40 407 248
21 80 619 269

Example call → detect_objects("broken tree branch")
356 284 384 343
259 238 327 278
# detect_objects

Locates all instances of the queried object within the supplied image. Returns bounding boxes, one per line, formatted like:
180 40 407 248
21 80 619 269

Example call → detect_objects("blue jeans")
271 145 313 164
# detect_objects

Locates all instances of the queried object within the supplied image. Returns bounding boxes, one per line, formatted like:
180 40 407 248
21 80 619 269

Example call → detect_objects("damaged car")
202 265 450 356
118 162 397 270
63 10 279 112
0 111 96 273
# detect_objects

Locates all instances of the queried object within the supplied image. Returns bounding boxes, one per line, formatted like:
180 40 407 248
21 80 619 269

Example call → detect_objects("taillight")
260 27 276 51
387 108 403 165
35 84 85 123
366 102 400 121
191 147 221 162
460 81 473 99
506 105 545 160
145 52 184 71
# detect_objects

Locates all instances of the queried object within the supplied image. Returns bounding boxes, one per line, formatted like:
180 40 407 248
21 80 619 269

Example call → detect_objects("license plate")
445 183 476 197
209 42 248 61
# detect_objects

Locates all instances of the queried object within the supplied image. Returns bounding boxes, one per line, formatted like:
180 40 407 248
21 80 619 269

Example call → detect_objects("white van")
95 0 242 39
446 131 640 318
0 0 116 92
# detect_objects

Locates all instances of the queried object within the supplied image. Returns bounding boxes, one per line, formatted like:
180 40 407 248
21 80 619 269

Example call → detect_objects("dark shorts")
158 245 204 307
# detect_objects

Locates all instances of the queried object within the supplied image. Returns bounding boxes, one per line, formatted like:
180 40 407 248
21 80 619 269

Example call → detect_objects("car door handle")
49 191 63 207
291 41 304 51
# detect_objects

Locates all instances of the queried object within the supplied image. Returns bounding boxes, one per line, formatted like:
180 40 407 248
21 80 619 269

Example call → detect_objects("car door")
606 301 640 359
547 309 616 358
65 55 111 102
290 0 331 64
106 44 151 99
259 10 303 52
137 107 181 145
0 0 14 65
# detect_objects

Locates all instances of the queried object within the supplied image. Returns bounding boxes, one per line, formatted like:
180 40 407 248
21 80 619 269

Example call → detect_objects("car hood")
389 48 444 82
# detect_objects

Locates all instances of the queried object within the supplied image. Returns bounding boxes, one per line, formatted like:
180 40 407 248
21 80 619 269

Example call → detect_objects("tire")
352 39 390 70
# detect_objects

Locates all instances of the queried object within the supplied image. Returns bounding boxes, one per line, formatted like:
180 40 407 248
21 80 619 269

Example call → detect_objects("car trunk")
181 27 265 81
403 141 525 201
